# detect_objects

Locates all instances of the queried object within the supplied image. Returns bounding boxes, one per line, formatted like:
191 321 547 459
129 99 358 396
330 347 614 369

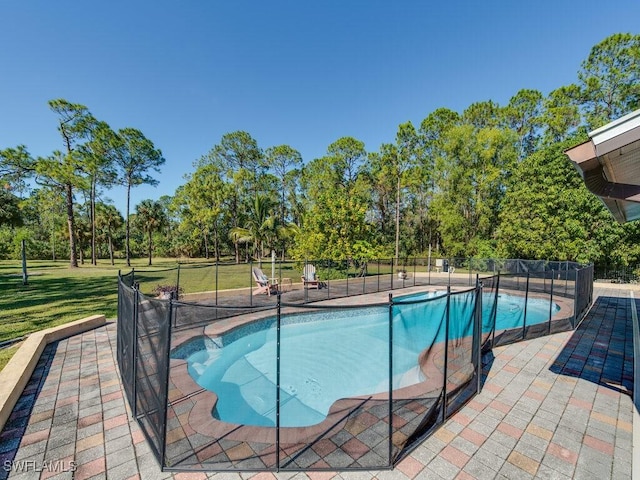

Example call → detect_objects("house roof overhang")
565 109 640 223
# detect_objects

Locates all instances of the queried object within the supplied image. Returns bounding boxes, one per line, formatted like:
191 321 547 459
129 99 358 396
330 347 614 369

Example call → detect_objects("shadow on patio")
548 295 634 398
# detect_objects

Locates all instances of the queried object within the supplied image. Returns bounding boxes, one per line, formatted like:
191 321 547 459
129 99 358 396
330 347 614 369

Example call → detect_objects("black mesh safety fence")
116 283 136 414
123 257 589 307
574 265 594 328
131 267 180 297
116 259 593 473
390 292 449 463
135 293 172 461
163 301 279 471
120 269 136 288
277 302 392 470
489 265 594 347
480 275 499 352
593 263 640 283
445 289 479 415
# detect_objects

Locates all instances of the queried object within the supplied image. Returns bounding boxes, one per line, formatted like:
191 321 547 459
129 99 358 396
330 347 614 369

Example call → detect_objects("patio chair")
252 267 279 296
301 264 321 289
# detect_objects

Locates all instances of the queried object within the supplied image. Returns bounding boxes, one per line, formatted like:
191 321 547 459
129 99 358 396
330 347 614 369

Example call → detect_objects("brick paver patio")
0 285 634 479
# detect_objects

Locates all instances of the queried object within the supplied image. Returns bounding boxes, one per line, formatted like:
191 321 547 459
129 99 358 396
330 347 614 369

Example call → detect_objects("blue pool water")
181 291 559 427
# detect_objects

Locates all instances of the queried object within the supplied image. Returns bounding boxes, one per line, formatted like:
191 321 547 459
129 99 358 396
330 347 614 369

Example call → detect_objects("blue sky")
1 1 639 216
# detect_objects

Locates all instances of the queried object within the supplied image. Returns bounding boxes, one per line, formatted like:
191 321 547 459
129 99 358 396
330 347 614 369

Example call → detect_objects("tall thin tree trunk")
395 176 401 265
148 230 152 266
108 229 114 266
65 183 78 268
91 179 97 265
204 231 210 259
126 182 131 267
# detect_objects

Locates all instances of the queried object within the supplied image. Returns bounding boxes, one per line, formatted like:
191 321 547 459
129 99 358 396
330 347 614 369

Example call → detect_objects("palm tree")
135 199 166 265
95 203 123 265
229 194 281 266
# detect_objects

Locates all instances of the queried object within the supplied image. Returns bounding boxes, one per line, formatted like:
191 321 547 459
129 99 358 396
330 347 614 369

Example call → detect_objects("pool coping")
0 314 106 433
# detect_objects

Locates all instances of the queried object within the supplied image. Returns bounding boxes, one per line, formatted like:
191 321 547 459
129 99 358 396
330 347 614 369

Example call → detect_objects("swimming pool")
178 291 559 428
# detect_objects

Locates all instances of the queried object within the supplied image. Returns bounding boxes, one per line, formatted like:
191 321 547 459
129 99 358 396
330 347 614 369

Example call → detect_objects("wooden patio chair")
252 267 279 296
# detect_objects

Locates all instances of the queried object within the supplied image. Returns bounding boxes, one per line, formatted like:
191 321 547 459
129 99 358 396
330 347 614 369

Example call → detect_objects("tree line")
1 33 639 269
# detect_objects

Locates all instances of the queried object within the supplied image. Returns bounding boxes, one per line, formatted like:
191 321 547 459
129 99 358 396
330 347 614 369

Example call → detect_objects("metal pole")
176 263 181 295
476 275 482 394
549 271 555 335
326 260 330 299
215 261 219 306
250 260 253 306
522 273 530 340
304 259 308 303
362 261 366 295
160 297 174 468
377 258 380 292
388 293 394 467
413 257 417 287
443 286 451 422
492 272 500 348
346 259 349 297
391 257 394 290
276 293 281 470
427 244 432 285
132 286 139 418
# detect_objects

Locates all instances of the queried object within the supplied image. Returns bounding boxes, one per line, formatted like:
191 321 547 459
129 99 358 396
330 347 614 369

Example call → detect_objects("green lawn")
0 256 401 371
0 257 311 371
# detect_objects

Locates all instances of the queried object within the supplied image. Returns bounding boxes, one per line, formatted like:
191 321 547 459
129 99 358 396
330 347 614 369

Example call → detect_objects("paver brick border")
0 314 106 432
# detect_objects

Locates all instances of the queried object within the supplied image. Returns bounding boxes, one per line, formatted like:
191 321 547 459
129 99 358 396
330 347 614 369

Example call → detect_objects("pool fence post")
304 259 308 303
346 258 350 297
176 263 181 296
377 258 380 292
476 274 482 394
132 284 139 418
250 260 253 306
443 286 451 422
215 261 219 306
549 271 555 335
571 268 580 328
131 267 135 288
391 257 394 290
565 260 569 296
161 296 174 469
276 293 281 470
326 259 330 299
388 293 394 467
413 257 416 287
492 272 500 349
522 272 530 340
362 260 366 295
428 245 432 285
